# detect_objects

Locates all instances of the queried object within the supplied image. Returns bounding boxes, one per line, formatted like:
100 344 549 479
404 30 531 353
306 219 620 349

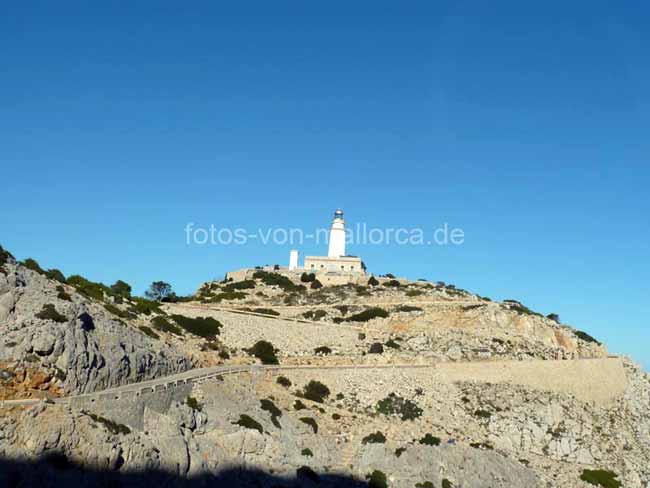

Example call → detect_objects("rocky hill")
1 247 648 488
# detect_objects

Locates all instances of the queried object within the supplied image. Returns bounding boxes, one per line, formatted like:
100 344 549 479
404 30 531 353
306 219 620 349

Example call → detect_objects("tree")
111 280 132 298
145 281 173 302
547 313 561 324
368 276 379 286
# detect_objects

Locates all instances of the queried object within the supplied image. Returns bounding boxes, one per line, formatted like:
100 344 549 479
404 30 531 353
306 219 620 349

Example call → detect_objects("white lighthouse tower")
328 209 346 258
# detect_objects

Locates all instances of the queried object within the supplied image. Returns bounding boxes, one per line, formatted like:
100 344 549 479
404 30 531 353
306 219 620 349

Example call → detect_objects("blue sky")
1 1 649 368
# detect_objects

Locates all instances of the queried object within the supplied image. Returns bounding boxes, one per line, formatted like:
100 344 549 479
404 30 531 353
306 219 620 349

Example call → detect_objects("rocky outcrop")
0 261 190 395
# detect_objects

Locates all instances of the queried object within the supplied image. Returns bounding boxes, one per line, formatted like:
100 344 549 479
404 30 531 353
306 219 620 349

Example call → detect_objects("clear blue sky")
2 2 649 368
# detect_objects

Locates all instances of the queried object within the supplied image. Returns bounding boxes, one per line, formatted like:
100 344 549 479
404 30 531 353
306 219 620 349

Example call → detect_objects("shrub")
186 396 202 411
251 307 280 316
579 469 621 488
246 340 279 364
347 307 389 322
368 342 384 354
366 470 388 488
299 417 318 433
358 332 366 340
260 398 282 428
67 275 110 301
296 466 319 483
376 393 423 421
56 285 72 302
300 273 316 283
276 376 292 388
223 280 256 291
395 447 406 457
314 346 332 355
474 409 492 419
416 483 434 488
469 441 493 450
139 326 159 339
303 309 327 321
130 297 162 315
234 414 263 434
575 330 601 345
301 448 313 457
45 268 66 283
293 400 307 410
419 434 441 446
82 411 131 435
36 304 67 323
171 314 222 338
22 258 45 275
367 276 379 286
362 431 386 444
442 480 453 488
383 279 401 287
0 246 14 266
395 304 422 313
110 280 132 298
405 289 423 297
332 413 341 420
209 291 247 302
302 380 330 403
151 315 183 335
546 313 561 323
310 279 323 290
385 339 400 349
103 303 130 319
253 271 305 292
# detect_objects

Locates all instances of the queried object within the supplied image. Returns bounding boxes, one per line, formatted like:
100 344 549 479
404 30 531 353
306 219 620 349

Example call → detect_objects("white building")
295 209 365 275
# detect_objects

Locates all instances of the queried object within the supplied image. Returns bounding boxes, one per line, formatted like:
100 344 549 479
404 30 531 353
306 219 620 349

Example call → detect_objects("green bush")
246 340 279 364
419 433 441 446
293 399 307 410
253 271 305 292
383 279 401 287
110 280 132 298
139 326 159 339
579 469 621 488
395 447 406 457
347 307 389 322
301 448 313 457
416 483 434 488
67 275 111 301
442 480 453 488
103 303 130 319
314 346 332 355
22 258 45 275
260 398 282 428
474 409 492 419
299 417 318 433
368 342 384 354
332 413 341 420
151 315 183 335
300 272 316 283
45 268 66 283
186 396 202 411
405 289 423 297
0 245 13 266
56 285 72 302
223 280 256 291
130 297 162 315
251 307 280 316
385 339 401 349
368 276 379 286
234 414 263 434
36 304 67 323
376 393 423 421
276 376 292 388
575 330 601 345
395 305 422 313
210 291 246 302
303 309 327 321
366 470 388 488
362 431 386 444
171 314 222 338
310 279 323 289
302 380 330 403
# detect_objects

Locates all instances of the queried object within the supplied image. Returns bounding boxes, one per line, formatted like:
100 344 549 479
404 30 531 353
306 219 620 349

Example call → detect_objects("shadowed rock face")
0 261 191 395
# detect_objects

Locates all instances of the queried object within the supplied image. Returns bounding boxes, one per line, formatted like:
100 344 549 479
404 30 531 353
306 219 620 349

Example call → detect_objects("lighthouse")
327 209 346 258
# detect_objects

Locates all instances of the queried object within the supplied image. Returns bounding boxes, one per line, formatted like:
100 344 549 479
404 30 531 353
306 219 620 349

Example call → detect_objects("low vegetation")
55 285 72 302
575 330 602 345
246 340 279 364
151 315 183 335
301 448 313 457
395 304 422 313
170 314 222 338
366 470 388 488
186 396 202 411
234 414 263 434
276 376 292 388
346 307 389 322
299 417 318 433
362 431 386 444
253 270 306 292
301 380 330 403
314 346 332 355
419 434 441 446
368 342 384 354
376 393 423 421
138 326 159 339
579 469 621 488
302 309 327 321
35 304 67 323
